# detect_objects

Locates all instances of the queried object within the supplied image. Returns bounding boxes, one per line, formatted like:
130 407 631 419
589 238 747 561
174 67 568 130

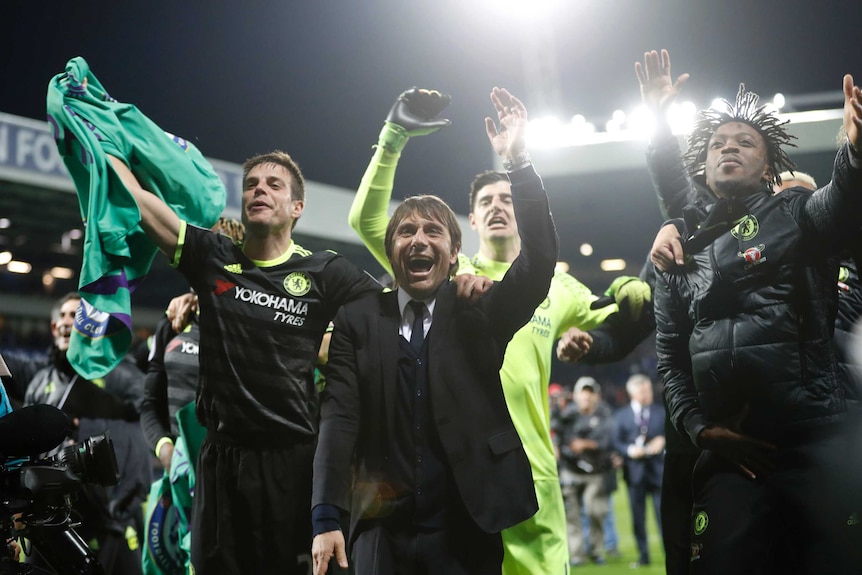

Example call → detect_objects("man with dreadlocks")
652 64 862 574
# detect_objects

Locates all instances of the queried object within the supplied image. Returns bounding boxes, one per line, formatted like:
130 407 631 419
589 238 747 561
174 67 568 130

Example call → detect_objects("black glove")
379 88 451 153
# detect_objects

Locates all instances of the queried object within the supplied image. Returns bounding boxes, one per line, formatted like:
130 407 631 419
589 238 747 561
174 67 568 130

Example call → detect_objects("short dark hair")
384 195 461 277
51 292 80 322
684 84 797 191
242 150 306 202
468 171 509 212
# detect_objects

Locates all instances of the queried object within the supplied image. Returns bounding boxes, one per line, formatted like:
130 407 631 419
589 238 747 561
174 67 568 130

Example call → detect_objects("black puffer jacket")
656 145 862 447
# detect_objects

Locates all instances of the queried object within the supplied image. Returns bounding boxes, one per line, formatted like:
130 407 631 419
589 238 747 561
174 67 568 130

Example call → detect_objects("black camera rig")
0 405 120 575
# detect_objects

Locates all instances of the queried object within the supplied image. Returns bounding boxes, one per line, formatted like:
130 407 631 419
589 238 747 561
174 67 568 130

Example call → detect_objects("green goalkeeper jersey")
349 145 617 482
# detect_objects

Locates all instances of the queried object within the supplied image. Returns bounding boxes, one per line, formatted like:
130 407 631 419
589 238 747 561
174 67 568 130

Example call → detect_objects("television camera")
0 404 119 575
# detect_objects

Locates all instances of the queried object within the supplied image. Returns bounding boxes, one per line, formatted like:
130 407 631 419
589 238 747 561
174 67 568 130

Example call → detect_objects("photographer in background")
24 293 150 575
557 377 615 567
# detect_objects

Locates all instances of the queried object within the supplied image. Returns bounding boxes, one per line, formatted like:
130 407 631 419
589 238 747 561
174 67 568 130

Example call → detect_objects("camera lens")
54 433 119 487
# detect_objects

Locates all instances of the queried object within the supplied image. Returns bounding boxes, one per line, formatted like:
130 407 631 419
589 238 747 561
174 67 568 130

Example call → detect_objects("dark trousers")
690 432 862 575
661 450 699 575
351 512 502 575
190 436 315 575
626 481 661 565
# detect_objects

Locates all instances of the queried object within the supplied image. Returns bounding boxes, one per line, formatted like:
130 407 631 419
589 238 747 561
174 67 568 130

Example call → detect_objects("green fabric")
501 479 570 575
142 473 183 575
175 400 206 480
46 56 225 379
142 402 204 574
349 144 621 572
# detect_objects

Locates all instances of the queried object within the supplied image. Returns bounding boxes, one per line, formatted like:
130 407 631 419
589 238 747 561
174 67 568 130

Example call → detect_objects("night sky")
4 0 861 217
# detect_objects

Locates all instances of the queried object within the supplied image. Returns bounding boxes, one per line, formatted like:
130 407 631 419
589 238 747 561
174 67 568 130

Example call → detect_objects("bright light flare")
600 258 626 272
710 98 730 113
555 261 570 273
773 93 785 110
0 252 11 265
50 266 75 279
667 101 697 134
0 219 9 229
489 0 565 20
7 260 31 274
579 243 593 256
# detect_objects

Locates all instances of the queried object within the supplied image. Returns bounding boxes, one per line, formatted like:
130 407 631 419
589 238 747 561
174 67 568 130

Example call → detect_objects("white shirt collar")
397 289 436 319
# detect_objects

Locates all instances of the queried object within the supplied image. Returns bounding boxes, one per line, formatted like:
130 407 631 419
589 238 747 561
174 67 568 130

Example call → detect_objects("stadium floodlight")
0 252 11 266
710 98 730 113
0 219 9 229
489 0 564 20
773 93 785 110
667 101 697 134
50 267 75 279
625 104 655 139
7 260 32 274
600 258 626 272
555 261 570 273
579 243 593 256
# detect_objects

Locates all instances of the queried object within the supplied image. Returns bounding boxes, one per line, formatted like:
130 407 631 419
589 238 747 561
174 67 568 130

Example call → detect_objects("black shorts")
190 435 315 575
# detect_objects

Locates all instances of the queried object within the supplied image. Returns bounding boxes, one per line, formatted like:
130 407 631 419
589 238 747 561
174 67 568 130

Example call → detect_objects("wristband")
503 152 531 172
377 122 409 154
155 436 174 458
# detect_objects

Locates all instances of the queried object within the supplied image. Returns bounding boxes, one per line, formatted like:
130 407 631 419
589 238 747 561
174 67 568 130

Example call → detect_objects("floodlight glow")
0 219 9 229
42 272 55 288
710 98 729 112
600 258 626 272
0 252 10 265
667 101 697 134
626 104 655 139
50 266 75 279
605 119 621 133
487 0 563 20
527 116 567 149
555 261 570 273
579 243 593 256
69 229 83 240
612 110 626 124
7 260 31 274
773 93 785 109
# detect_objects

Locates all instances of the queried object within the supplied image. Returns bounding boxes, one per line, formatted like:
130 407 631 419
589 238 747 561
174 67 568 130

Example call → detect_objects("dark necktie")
408 300 426 351
637 407 650 434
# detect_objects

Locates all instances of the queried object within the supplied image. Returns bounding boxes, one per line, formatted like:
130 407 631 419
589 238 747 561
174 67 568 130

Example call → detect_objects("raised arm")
802 74 862 240
107 155 180 257
484 88 559 338
348 88 452 273
636 49 708 220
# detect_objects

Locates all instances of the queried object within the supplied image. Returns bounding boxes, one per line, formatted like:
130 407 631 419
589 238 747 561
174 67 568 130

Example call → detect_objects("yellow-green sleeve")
555 271 618 335
348 144 401 276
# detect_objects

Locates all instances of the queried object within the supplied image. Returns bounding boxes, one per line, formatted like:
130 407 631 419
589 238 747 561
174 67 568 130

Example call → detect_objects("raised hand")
386 87 452 136
485 87 528 161
635 49 689 115
843 74 862 152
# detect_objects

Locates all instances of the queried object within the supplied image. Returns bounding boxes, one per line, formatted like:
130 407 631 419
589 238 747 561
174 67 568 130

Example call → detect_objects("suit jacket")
613 402 665 488
313 165 558 541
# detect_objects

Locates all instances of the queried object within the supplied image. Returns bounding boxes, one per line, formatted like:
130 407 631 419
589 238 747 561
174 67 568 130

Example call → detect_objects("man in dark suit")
310 87 558 575
613 373 665 568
